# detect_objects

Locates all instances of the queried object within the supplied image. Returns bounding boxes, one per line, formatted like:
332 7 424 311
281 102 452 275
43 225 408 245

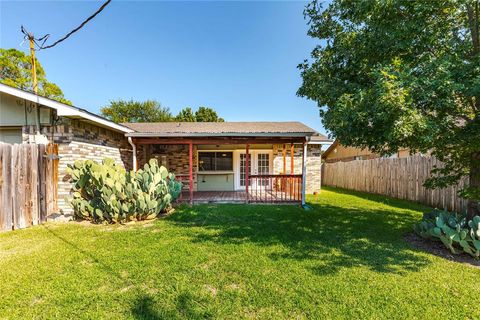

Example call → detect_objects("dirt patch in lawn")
404 232 480 268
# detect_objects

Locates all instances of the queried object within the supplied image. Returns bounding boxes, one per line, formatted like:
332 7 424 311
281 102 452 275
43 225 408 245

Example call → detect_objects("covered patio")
123 122 331 205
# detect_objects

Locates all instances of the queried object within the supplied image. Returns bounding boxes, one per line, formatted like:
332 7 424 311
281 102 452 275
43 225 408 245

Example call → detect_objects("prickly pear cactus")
414 209 480 259
68 158 182 223
168 172 182 200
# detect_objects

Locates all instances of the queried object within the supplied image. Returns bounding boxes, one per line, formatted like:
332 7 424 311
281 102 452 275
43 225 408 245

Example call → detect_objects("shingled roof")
124 121 329 139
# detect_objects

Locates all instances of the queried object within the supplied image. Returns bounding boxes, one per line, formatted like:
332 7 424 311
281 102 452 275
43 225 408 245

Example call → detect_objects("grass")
1 187 480 319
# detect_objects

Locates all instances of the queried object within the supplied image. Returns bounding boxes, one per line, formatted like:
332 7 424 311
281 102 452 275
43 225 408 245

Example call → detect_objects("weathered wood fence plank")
322 155 468 212
0 143 58 232
1 144 13 231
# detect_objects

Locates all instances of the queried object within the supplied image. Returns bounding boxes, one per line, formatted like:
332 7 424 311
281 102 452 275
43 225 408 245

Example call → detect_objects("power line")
21 0 111 51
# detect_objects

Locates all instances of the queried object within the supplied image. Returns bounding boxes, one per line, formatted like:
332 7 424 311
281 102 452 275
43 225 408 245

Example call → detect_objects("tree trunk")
467 2 480 54
467 151 480 220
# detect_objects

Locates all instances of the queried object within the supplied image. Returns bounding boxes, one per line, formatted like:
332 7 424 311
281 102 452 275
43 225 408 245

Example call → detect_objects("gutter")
124 132 316 138
128 137 137 171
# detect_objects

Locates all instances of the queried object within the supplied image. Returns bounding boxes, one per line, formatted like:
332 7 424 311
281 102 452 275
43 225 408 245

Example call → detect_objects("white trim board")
0 83 133 133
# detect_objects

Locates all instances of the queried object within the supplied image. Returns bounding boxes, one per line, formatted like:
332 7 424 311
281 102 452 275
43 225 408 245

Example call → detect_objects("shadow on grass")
131 295 161 320
43 226 214 319
43 225 129 283
131 293 214 320
166 198 431 275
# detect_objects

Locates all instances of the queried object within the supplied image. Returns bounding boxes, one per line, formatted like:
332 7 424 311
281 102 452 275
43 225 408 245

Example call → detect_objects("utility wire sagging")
21 0 111 51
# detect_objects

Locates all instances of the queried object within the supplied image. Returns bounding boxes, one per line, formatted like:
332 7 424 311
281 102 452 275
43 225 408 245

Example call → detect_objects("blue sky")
1 1 326 135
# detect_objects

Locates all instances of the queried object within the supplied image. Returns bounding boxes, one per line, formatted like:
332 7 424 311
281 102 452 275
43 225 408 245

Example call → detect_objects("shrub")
414 210 480 259
68 158 182 223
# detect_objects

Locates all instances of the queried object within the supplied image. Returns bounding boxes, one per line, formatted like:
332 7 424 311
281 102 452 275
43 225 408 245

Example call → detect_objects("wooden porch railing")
248 174 302 203
172 173 302 204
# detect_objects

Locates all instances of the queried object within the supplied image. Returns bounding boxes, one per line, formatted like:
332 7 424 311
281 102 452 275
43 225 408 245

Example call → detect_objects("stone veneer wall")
23 119 132 214
306 145 322 194
272 144 322 194
139 144 198 191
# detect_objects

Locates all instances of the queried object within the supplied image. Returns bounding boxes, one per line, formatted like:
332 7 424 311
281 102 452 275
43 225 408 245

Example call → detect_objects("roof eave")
125 132 316 138
0 83 133 133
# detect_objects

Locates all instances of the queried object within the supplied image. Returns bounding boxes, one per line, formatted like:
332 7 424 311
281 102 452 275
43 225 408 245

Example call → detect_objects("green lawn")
1 187 479 319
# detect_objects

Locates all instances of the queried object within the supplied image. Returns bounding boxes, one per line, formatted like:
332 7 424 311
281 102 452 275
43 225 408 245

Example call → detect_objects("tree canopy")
101 102 224 123
298 0 480 216
101 100 173 123
0 48 71 105
194 106 225 122
175 107 196 122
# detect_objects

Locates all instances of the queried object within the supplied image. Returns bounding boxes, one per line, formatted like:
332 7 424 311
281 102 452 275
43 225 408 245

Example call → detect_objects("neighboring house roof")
322 140 339 158
0 83 133 133
124 121 330 140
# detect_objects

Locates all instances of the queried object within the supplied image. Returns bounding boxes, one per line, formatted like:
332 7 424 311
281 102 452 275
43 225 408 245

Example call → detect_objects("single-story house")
123 122 331 205
0 83 332 213
323 140 411 163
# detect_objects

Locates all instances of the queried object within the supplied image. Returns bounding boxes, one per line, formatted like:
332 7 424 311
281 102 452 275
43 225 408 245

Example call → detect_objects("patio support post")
290 143 295 174
246 144 250 204
290 143 295 196
189 142 193 205
282 144 286 174
301 142 307 206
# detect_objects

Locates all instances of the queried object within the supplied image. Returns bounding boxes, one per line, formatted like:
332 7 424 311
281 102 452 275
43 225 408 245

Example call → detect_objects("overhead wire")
20 0 111 50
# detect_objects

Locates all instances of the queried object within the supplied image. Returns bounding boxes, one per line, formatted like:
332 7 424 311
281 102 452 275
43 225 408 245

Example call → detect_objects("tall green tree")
195 106 225 122
175 106 225 122
0 48 71 104
298 0 480 217
175 107 196 122
101 99 173 123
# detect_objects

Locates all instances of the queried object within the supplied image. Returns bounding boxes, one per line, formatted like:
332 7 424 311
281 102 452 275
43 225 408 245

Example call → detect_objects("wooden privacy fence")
0 143 58 232
322 155 468 213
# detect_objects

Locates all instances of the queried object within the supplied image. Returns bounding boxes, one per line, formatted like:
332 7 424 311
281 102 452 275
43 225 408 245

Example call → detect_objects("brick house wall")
138 144 198 191
23 118 132 214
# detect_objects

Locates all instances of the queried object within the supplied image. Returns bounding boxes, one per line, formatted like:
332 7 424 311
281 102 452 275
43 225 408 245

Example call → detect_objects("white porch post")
128 137 137 171
301 142 307 206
